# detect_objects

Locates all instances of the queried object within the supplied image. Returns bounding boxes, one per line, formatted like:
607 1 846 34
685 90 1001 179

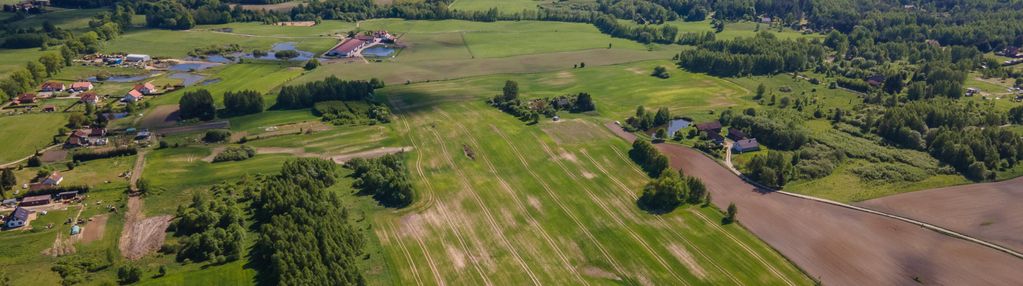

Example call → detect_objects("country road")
606 122 1023 285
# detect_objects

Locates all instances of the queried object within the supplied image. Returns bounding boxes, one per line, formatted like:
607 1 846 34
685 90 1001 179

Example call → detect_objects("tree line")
276 76 375 109
676 32 824 77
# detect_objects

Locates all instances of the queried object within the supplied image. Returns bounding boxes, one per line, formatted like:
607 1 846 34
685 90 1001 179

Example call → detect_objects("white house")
125 54 151 63
42 171 63 186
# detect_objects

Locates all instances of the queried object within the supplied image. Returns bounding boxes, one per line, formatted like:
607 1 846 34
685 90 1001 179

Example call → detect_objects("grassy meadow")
0 113 66 163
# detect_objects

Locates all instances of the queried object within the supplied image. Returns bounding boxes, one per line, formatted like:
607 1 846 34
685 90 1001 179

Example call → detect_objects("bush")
274 49 299 60
117 264 142 284
213 146 256 162
71 147 137 162
203 130 231 143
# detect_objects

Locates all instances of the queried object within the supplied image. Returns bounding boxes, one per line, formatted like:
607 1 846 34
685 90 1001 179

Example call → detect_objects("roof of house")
8 207 30 221
333 39 366 54
41 81 64 89
21 194 51 203
735 138 760 150
45 171 62 182
2 199 16 204
57 191 77 197
72 129 89 137
17 93 35 101
695 121 722 131
90 127 106 136
80 92 98 101
728 128 747 139
127 89 143 98
71 81 93 89
134 82 156 91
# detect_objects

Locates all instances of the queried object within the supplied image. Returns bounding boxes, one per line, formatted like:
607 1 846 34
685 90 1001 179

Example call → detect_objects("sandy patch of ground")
580 265 619 280
526 195 542 212
625 67 648 75
119 196 172 260
201 146 226 163
581 171 596 179
666 243 706 278
446 244 467 270
604 121 1023 285
80 214 109 244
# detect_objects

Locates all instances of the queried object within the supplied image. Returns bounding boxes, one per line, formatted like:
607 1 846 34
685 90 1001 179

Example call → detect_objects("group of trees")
677 32 824 77
251 158 365 285
637 170 707 213
313 100 391 126
746 151 794 189
721 112 808 150
212 146 256 163
223 90 264 116
624 105 671 131
171 186 246 264
345 154 415 208
489 80 596 123
629 139 670 177
276 76 376 109
179 90 217 121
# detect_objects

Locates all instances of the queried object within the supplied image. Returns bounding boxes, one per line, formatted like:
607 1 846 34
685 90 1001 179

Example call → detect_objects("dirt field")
119 196 172 260
859 177 1023 253
153 120 230 135
40 149 67 163
606 123 1023 285
139 104 181 129
81 214 109 244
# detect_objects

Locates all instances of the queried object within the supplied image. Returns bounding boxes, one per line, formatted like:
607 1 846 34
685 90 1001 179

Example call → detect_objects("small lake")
88 73 156 83
186 55 236 63
168 62 219 72
243 42 316 61
169 73 207 86
667 119 692 137
363 45 396 57
199 78 222 86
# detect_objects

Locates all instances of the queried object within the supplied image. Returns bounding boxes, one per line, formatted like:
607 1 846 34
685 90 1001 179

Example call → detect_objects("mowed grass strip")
0 113 66 163
370 82 811 284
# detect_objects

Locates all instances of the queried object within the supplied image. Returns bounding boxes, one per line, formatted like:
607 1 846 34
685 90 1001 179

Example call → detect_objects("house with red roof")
79 92 99 105
67 129 90 146
14 93 36 104
40 81 65 92
70 81 93 92
134 82 157 95
327 39 367 58
123 89 144 102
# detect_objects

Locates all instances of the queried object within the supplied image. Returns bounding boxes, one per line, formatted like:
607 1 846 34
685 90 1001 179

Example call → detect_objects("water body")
169 73 207 86
168 62 219 72
362 45 396 57
88 72 156 83
199 78 222 86
243 42 317 61
667 119 692 137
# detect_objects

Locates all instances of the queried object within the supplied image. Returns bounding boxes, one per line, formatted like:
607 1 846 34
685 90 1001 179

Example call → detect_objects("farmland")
0 113 65 163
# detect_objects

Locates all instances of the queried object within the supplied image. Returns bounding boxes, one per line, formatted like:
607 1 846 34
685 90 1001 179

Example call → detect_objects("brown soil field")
139 104 180 129
40 149 67 163
119 196 172 260
80 214 109 244
859 177 1023 253
607 123 1023 285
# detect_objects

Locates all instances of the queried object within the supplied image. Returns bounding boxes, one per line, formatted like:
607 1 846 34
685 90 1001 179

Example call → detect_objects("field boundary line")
578 149 742 285
425 122 543 286
490 125 632 282
532 135 688 284
460 32 476 59
438 107 588 285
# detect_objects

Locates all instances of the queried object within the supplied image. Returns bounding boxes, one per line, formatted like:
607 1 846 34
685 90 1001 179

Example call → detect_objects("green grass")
2 8 107 35
449 0 553 12
137 261 256 286
364 81 811 284
0 113 66 163
0 48 48 78
228 109 319 133
147 62 304 107
102 28 337 58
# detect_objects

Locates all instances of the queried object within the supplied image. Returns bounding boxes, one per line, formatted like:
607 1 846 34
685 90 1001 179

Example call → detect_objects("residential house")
42 171 63 186
19 194 51 207
733 138 761 153
90 127 106 137
375 30 396 43
40 81 65 92
5 207 30 228
125 54 151 63
70 81 93 92
15 93 36 104
727 128 748 141
1 199 16 207
134 82 157 95
67 129 90 146
79 92 99 105
123 89 144 102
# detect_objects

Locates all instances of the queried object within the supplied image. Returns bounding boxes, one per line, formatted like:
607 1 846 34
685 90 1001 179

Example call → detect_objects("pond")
244 42 317 61
199 78 222 86
169 73 207 86
186 55 236 63
667 119 692 137
362 45 396 57
88 72 157 83
168 62 219 72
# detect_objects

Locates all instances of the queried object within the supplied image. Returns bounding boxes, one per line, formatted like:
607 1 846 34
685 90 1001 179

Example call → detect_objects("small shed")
1 199 17 207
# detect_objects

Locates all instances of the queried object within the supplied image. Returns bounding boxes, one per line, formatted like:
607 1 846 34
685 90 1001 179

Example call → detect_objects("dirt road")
859 177 1023 253
606 123 1023 285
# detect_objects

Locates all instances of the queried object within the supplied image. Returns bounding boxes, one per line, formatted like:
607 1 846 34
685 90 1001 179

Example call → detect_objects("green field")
102 28 336 58
0 113 66 163
366 77 810 284
450 0 554 12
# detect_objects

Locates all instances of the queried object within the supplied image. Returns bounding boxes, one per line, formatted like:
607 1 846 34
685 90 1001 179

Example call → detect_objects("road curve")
606 123 1023 285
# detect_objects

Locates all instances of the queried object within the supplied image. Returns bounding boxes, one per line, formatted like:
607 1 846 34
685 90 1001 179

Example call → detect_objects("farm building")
707 132 725 144
733 138 761 153
1 199 17 207
727 128 748 141
40 81 65 92
134 82 157 95
90 127 106 137
67 129 90 146
79 92 99 105
327 39 367 57
966 88 980 97
695 121 722 134
14 93 36 104
123 89 144 102
57 191 78 201
5 207 30 228
70 81 93 92
20 194 51 207
125 54 151 62
42 171 63 186
70 225 80 235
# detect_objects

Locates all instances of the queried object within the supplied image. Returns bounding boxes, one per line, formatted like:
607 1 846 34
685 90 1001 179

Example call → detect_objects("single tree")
0 168 15 194
655 128 667 141
755 83 766 99
502 80 519 102
724 202 738 224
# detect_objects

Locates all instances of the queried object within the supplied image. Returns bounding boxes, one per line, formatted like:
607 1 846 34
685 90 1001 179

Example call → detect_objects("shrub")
117 264 142 284
213 146 256 162
71 147 137 162
203 130 231 143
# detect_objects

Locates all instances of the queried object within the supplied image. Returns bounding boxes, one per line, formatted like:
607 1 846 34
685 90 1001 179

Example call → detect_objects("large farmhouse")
328 39 367 58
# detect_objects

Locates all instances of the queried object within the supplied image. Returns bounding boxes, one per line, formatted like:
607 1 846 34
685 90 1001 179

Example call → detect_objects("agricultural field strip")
423 116 543 285
604 141 796 285
433 108 588 284
530 134 688 283
488 125 631 278
385 223 424 286
394 103 491 285
576 149 742 285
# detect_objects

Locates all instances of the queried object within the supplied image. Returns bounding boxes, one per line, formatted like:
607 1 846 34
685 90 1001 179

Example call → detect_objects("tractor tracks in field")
424 118 543 286
396 109 491 286
438 107 588 285
385 223 425 286
489 125 632 281
531 135 688 284
603 145 795 286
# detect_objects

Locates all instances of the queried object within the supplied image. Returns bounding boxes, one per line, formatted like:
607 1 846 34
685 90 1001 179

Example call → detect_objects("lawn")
0 113 66 163
0 48 49 78
146 62 304 107
102 28 337 58
364 81 811 284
